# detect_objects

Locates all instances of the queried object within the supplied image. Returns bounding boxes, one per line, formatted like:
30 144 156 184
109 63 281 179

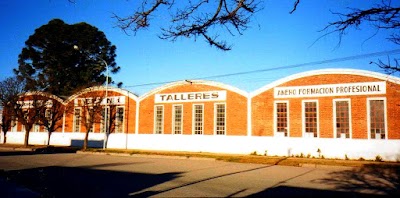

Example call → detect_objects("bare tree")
74 88 106 150
0 77 25 144
113 0 260 51
39 96 70 146
13 93 49 147
321 0 400 74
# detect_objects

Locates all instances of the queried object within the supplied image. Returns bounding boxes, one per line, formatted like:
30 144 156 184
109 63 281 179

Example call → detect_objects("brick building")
2 69 400 160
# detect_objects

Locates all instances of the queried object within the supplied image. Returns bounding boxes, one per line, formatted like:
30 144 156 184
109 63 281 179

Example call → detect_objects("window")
172 105 183 134
275 101 289 137
73 108 81 132
334 99 351 138
154 105 164 134
33 122 40 132
87 108 94 133
101 107 110 133
303 100 318 138
11 116 17 132
45 109 52 123
215 103 226 135
115 106 124 133
368 98 386 139
193 104 204 135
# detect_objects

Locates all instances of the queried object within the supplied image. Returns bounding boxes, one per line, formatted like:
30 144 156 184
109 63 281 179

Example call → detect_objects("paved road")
0 152 398 197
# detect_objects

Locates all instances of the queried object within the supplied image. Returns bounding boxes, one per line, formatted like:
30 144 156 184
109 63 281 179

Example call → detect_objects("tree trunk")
47 132 51 146
83 131 89 150
24 129 30 147
3 133 6 144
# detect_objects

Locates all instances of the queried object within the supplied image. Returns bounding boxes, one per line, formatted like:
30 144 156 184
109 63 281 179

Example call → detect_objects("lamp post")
73 45 109 149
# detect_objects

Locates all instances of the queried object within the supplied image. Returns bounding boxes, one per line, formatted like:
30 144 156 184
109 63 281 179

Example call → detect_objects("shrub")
250 151 258 156
345 154 349 160
375 155 383 162
358 157 365 161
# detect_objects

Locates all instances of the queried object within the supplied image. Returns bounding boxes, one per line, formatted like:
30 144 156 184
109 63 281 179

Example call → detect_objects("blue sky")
1 0 399 95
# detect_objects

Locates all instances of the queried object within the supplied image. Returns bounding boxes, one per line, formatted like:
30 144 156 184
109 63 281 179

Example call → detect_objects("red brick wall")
252 74 400 139
138 83 247 135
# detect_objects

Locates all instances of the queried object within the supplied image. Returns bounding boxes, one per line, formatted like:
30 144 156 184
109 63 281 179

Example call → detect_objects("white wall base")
2 132 400 161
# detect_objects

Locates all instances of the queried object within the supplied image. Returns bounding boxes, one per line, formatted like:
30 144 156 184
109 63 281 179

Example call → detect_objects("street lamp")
73 45 109 149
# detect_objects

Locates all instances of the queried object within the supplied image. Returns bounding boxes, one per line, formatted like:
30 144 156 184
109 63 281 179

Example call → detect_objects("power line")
124 49 400 88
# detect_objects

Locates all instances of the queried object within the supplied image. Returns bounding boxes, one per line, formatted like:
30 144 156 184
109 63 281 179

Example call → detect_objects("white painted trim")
332 99 352 139
302 100 319 138
192 104 204 135
23 91 64 104
251 68 400 98
172 104 183 135
154 105 164 134
139 80 248 102
273 100 290 137
367 97 388 140
214 103 226 135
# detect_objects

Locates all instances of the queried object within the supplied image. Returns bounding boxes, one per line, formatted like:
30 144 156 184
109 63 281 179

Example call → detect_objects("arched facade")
138 80 248 135
2 69 400 160
250 69 400 160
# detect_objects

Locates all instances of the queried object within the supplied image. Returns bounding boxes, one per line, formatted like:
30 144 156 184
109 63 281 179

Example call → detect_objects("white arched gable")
65 86 138 104
250 68 400 98
24 91 65 104
139 80 248 102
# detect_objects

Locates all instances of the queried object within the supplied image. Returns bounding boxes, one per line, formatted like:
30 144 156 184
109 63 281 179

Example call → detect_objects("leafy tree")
0 77 25 143
14 18 120 97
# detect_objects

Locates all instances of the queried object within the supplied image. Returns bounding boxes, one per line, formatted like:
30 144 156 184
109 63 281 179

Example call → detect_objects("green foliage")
345 154 349 160
14 19 120 97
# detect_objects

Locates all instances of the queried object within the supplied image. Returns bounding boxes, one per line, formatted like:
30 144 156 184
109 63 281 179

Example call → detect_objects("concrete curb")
0 147 35 151
76 151 216 161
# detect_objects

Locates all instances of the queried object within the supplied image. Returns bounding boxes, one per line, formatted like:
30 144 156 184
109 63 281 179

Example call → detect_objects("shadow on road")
2 166 182 198
246 164 400 198
246 185 386 198
0 146 80 156
312 164 400 197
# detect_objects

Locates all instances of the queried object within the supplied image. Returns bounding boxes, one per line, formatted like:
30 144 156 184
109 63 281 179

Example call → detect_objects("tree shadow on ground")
2 165 182 198
246 185 388 198
311 164 400 197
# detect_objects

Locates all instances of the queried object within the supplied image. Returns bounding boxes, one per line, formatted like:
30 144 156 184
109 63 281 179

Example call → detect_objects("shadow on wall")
70 139 104 148
2 165 183 198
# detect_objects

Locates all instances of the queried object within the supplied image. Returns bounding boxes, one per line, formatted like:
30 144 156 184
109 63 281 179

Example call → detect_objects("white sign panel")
74 96 125 106
274 81 386 98
155 91 227 103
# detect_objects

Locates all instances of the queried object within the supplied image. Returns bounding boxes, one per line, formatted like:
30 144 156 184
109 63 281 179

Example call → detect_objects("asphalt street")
0 152 398 197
